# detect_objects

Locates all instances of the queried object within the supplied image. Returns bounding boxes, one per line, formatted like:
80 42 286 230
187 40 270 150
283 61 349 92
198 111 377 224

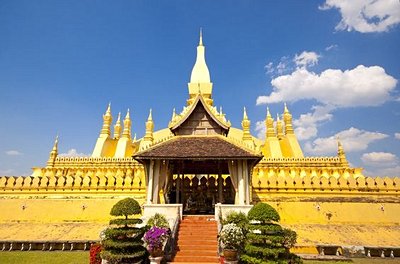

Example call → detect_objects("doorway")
166 174 235 215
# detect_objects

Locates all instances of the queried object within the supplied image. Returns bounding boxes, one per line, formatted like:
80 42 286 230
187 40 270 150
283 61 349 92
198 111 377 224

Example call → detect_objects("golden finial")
172 108 176 121
267 106 272 118
47 135 59 167
243 107 249 120
199 28 203 46
337 137 349 167
242 107 252 142
114 112 121 139
122 109 132 139
284 102 289 113
52 135 59 151
276 114 283 137
144 109 154 143
106 102 111 115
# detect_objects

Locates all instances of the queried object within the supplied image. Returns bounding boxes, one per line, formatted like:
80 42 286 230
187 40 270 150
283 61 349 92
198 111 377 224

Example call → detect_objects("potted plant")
219 223 245 262
143 226 170 263
100 198 147 264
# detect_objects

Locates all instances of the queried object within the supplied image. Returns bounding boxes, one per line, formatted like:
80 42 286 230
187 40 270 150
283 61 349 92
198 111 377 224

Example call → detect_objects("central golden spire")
190 29 210 83
187 29 213 106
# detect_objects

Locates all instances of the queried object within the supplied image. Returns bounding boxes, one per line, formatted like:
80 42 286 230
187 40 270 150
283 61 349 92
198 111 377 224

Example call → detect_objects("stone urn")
223 249 238 261
149 256 163 264
148 247 164 264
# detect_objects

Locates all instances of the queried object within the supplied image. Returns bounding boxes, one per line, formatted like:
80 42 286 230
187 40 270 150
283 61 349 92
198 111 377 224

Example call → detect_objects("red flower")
89 243 102 264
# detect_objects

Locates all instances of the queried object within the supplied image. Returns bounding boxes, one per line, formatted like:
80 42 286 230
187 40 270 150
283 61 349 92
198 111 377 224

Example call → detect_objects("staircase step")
176 244 218 251
175 249 217 257
177 240 217 246
172 256 220 262
178 233 217 241
178 230 217 235
172 216 219 263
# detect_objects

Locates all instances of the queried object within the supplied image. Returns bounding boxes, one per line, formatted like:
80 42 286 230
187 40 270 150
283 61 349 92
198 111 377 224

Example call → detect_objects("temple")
0 31 399 256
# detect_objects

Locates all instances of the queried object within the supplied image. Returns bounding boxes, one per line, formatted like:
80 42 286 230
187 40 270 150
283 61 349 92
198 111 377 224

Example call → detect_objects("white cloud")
294 51 320 68
265 62 274 75
378 166 400 176
320 0 400 33
0 169 14 175
364 165 400 177
59 149 89 157
5 150 23 156
325 44 338 51
304 127 388 155
395 133 400 139
264 56 292 76
257 65 397 107
293 105 334 141
361 152 398 166
255 121 266 140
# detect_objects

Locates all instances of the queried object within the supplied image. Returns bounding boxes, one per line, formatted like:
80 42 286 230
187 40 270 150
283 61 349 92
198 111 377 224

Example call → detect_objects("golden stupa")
0 31 399 255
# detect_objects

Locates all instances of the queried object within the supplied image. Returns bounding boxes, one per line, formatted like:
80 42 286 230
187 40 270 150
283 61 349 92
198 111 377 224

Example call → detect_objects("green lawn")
1 252 400 264
0 251 89 264
304 259 400 264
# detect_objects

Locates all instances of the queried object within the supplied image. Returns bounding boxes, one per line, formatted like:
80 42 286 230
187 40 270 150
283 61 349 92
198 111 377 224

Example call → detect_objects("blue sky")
0 0 399 176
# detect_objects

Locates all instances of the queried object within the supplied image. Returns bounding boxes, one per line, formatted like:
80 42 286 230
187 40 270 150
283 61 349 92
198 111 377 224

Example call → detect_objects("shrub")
143 226 170 253
219 223 245 251
146 213 169 228
101 198 147 264
223 211 249 236
89 243 102 264
241 203 302 264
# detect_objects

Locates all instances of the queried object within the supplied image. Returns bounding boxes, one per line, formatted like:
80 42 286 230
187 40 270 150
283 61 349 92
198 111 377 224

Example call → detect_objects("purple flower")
143 226 170 251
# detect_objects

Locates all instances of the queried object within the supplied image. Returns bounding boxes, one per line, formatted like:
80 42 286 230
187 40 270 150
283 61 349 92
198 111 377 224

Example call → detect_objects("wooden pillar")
218 173 223 203
152 160 161 203
182 173 185 206
146 160 154 204
243 160 249 205
176 175 180 203
238 161 245 205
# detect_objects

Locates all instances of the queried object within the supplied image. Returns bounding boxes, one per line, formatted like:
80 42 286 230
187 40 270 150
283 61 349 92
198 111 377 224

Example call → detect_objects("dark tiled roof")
134 136 262 160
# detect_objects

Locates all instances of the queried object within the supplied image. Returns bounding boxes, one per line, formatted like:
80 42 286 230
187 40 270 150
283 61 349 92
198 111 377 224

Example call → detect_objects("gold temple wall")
0 157 399 247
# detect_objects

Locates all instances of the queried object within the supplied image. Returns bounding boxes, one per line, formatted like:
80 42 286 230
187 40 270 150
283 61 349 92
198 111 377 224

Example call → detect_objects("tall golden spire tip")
199 28 203 46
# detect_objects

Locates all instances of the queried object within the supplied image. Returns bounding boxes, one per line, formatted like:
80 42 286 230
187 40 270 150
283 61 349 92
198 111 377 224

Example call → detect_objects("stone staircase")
170 215 219 263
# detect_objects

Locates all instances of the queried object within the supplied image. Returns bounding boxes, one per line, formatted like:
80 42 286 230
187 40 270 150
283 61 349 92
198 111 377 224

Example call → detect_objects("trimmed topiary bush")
241 203 302 264
223 211 249 237
101 198 147 264
146 213 169 229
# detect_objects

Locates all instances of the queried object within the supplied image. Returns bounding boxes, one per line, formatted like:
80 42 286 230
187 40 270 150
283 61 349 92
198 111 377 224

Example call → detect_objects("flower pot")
223 249 238 261
149 256 163 264
148 247 163 258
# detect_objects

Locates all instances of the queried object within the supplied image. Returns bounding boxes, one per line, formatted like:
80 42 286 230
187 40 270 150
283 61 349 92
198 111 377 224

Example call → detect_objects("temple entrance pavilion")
134 136 263 212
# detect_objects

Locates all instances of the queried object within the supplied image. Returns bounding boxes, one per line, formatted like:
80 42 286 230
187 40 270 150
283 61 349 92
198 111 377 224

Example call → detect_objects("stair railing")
164 211 180 261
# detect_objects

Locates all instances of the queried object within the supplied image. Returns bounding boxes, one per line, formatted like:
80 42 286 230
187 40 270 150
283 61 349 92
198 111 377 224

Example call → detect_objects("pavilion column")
175 175 180 203
218 173 223 203
237 161 245 205
182 174 185 206
243 160 249 205
146 160 155 204
152 160 161 203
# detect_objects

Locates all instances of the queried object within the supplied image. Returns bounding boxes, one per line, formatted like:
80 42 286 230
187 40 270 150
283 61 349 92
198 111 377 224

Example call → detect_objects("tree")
101 198 147 264
241 203 302 264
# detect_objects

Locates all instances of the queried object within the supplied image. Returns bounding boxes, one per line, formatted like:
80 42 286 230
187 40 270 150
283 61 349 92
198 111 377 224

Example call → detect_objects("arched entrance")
166 174 234 214
133 136 263 209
